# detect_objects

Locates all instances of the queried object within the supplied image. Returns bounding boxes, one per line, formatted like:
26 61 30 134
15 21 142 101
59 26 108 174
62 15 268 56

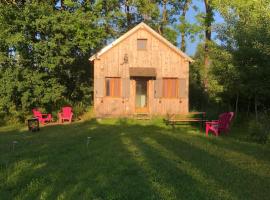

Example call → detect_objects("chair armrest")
206 121 219 125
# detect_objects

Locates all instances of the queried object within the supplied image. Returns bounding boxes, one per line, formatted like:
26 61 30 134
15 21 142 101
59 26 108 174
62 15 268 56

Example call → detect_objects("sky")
185 0 224 56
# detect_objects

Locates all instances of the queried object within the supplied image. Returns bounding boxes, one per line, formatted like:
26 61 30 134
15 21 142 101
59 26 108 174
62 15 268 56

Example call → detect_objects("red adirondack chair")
205 112 234 136
32 108 52 124
58 106 73 123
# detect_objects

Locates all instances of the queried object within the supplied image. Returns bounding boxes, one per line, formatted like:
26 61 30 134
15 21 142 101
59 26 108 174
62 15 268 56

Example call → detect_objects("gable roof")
89 22 194 62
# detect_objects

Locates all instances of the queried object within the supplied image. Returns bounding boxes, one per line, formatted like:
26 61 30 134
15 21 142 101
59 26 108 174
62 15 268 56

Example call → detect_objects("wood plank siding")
90 23 192 117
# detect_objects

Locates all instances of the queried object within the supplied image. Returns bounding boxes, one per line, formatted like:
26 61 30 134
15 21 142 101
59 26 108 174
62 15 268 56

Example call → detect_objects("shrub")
72 102 88 120
248 115 270 144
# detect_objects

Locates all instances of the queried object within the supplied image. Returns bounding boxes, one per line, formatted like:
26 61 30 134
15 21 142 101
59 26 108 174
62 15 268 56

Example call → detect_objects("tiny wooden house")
89 22 193 117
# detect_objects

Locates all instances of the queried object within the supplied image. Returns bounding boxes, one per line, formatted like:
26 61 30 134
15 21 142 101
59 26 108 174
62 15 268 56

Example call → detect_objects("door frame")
134 78 149 113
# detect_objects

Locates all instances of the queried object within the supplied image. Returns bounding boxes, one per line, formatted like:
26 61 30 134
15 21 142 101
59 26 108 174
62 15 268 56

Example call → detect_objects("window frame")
162 78 179 99
137 39 147 51
105 77 121 98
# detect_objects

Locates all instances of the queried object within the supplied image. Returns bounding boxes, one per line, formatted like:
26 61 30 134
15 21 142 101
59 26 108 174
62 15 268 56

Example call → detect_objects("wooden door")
135 79 149 113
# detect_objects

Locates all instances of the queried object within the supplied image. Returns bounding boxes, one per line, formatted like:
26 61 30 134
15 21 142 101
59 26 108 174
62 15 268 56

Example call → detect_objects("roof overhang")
129 67 156 77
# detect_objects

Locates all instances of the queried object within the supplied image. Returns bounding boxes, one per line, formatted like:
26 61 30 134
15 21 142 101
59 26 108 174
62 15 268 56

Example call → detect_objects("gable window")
163 78 178 98
105 77 121 97
137 39 147 50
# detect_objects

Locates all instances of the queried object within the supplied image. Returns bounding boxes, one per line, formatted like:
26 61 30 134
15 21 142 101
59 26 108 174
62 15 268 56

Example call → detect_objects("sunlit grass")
0 118 269 200
141 137 236 200
121 136 176 200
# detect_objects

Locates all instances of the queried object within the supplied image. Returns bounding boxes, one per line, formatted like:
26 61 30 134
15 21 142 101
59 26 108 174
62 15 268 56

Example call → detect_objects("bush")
248 115 270 144
72 102 88 120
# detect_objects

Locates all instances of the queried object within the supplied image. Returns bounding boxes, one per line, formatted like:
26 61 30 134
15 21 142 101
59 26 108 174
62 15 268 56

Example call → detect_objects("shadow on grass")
0 118 269 200
130 130 269 200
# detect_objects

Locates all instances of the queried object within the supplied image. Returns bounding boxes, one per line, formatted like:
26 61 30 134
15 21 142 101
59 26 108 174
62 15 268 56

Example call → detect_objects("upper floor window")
137 39 147 50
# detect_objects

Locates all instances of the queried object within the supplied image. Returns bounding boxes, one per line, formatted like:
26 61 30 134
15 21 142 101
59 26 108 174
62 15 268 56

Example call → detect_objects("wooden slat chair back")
58 106 73 123
218 112 234 132
206 112 234 136
32 109 42 118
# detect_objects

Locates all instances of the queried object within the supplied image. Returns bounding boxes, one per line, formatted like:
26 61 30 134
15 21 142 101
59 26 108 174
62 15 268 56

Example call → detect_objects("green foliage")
72 102 88 120
163 27 178 45
190 43 234 108
190 0 270 118
0 67 65 114
0 1 106 121
216 1 270 113
248 115 270 144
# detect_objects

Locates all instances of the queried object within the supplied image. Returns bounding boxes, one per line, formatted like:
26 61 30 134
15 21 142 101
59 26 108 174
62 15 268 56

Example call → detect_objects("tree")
202 0 214 89
0 1 106 119
213 0 270 117
178 0 192 52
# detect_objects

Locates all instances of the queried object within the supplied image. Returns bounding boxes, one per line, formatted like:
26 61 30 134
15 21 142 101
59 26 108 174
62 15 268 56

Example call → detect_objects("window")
105 77 121 97
137 39 147 50
163 78 179 98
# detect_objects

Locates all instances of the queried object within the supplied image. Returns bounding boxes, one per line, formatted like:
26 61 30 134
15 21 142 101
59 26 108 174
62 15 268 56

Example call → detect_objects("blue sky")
185 0 224 56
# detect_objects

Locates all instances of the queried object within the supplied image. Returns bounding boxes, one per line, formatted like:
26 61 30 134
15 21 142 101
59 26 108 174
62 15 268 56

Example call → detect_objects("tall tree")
202 0 270 116
154 0 178 44
159 0 168 35
203 0 214 89
179 0 191 52
125 0 131 27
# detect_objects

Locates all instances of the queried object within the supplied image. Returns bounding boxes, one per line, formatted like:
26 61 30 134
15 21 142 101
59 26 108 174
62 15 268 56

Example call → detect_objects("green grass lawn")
0 118 270 200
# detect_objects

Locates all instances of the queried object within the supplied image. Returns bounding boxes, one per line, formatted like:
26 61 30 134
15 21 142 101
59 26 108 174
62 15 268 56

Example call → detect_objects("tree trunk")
60 0 64 10
159 0 167 35
255 95 258 121
247 97 251 117
180 0 191 52
235 92 239 118
125 0 131 28
203 0 213 90
180 31 186 52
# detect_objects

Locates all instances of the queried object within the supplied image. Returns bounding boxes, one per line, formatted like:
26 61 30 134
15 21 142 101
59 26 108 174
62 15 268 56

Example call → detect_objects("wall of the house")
94 27 189 117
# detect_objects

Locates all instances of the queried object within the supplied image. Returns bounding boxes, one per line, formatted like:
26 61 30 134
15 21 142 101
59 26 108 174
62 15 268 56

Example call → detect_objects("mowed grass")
0 118 270 200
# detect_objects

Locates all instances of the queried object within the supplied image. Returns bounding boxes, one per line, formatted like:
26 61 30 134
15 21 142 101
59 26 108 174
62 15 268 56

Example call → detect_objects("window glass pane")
105 78 121 97
137 39 147 50
136 79 147 108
